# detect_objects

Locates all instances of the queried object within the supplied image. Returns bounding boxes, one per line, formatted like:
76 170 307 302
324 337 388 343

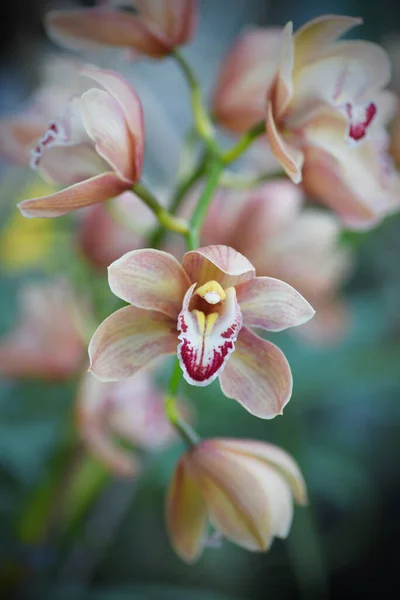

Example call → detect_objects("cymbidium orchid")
89 245 314 419
0 281 85 381
167 437 307 563
17 66 144 218
200 182 352 345
46 0 197 59
77 369 177 476
213 15 400 229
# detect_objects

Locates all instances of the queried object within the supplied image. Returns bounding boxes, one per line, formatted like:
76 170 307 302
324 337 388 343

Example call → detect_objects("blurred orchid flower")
77 191 157 269
200 182 352 345
213 16 400 229
18 66 144 218
46 0 197 58
89 245 314 419
390 98 400 168
0 281 85 381
167 437 307 563
77 369 177 476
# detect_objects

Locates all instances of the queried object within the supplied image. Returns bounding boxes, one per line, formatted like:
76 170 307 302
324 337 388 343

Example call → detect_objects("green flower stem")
220 170 284 190
132 182 189 236
187 156 224 251
172 50 219 155
165 359 199 447
221 120 266 165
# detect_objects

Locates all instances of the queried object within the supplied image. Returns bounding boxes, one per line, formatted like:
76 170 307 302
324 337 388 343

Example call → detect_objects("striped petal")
18 172 129 218
182 245 255 289
237 276 315 332
266 101 304 183
88 305 177 381
166 456 208 563
177 285 242 386
219 327 292 419
108 249 191 319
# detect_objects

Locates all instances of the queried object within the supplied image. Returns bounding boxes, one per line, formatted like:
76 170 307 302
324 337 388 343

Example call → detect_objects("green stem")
188 156 224 250
222 120 265 165
220 170 284 190
165 359 199 447
172 50 219 155
133 182 189 236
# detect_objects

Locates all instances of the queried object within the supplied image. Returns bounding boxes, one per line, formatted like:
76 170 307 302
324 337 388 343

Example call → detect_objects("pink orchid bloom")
167 437 307 563
77 369 177 476
89 245 315 419
200 182 352 345
77 191 157 269
213 16 400 229
0 56 87 166
0 281 85 381
17 66 144 218
46 0 197 59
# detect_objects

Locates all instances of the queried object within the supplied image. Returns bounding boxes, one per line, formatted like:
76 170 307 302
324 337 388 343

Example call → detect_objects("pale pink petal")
266 101 304 183
138 0 197 44
219 327 292 419
182 245 255 288
81 66 144 179
108 249 191 319
166 456 208 563
34 143 108 186
236 276 315 332
211 438 307 505
0 118 47 165
274 22 294 119
45 9 166 56
213 27 282 133
177 286 242 386
18 172 129 218
89 305 177 382
80 89 135 182
294 15 362 71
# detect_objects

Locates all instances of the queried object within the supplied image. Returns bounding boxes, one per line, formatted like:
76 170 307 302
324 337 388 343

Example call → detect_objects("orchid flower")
213 16 400 229
46 0 197 58
199 181 352 345
77 369 178 476
89 245 314 419
0 281 85 381
167 437 307 562
18 66 144 218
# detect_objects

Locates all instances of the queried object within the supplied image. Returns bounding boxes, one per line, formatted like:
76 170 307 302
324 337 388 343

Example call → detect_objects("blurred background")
1 1 400 599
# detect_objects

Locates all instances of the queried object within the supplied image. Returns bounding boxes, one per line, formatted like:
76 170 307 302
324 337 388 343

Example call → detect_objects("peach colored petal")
34 143 108 186
210 438 307 505
88 305 177 381
274 21 294 119
81 66 144 180
266 101 304 183
236 276 315 332
45 9 166 56
219 327 292 419
108 249 191 319
294 15 362 72
138 0 197 43
182 245 255 288
18 172 129 218
166 456 208 563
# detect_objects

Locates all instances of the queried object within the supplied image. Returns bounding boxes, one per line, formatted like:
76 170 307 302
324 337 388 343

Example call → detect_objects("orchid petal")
274 21 294 119
138 0 197 43
182 245 255 289
18 172 129 218
45 9 166 56
177 285 242 387
167 456 208 563
236 276 315 332
219 327 292 419
266 101 304 183
108 249 191 319
88 305 177 381
210 438 307 505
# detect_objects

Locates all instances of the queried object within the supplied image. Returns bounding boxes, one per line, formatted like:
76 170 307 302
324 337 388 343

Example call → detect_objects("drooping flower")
199 182 352 345
0 281 85 381
46 0 197 59
166 437 307 563
213 16 400 229
89 245 314 419
77 368 178 476
17 65 144 218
